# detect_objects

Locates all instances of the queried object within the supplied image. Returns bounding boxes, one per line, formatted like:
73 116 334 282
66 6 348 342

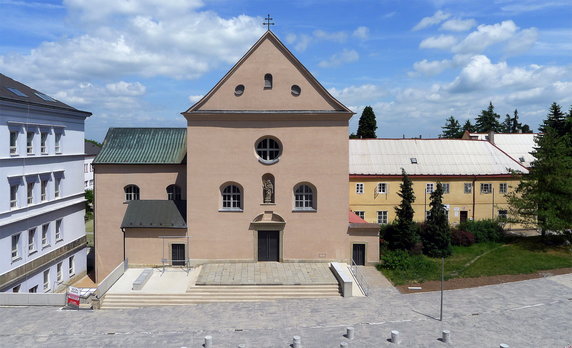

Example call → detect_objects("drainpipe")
492 186 495 219
121 227 126 261
472 177 476 221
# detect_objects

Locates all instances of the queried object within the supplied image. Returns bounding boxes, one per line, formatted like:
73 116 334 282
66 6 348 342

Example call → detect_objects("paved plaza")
0 270 571 347
196 263 338 285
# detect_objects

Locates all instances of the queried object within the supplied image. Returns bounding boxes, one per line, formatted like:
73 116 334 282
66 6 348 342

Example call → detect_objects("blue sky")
1 0 571 142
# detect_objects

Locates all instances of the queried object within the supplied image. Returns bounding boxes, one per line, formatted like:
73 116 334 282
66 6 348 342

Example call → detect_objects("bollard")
340 343 348 347
293 335 301 348
499 345 509 348
391 330 400 344
204 335 212 348
346 327 355 340
442 330 450 343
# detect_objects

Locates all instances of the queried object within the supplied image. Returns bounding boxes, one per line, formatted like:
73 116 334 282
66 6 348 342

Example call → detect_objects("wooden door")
258 231 279 261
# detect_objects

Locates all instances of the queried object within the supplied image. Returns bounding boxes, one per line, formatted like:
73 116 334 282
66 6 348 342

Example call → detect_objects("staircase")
101 284 341 309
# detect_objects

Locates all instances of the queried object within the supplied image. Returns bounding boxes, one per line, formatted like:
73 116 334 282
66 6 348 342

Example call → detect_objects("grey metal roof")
469 133 537 167
0 73 90 114
121 200 187 229
94 128 187 164
84 141 101 156
349 139 529 176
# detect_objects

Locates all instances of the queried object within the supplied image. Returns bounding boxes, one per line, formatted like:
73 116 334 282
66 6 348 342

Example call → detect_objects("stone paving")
196 262 338 285
0 269 570 347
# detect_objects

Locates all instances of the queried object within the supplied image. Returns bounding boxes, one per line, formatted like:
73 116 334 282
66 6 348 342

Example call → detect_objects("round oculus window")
234 84 245 96
256 137 281 164
291 85 301 96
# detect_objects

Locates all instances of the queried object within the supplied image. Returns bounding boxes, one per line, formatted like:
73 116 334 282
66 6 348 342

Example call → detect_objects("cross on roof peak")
263 14 275 30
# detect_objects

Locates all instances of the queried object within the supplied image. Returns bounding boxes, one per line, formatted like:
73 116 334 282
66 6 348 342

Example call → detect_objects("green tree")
356 106 378 139
440 116 463 138
508 103 572 238
85 139 102 147
501 113 512 133
462 119 474 133
85 189 94 215
474 102 501 133
420 183 452 257
389 169 419 250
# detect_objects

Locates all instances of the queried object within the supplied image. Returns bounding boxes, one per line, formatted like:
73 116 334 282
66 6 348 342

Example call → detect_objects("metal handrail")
350 260 370 296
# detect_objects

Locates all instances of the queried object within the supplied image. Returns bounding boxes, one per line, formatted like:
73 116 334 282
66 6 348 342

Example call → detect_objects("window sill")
260 203 276 206
258 157 280 165
218 209 243 212
10 153 19 157
11 257 22 264
292 208 317 213
56 239 63 243
28 250 37 256
42 244 50 250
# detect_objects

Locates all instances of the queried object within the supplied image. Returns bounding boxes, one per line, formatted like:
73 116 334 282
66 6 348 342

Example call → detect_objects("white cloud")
412 10 451 31
318 49 359 68
352 26 369 40
294 34 312 52
440 18 476 32
410 59 452 76
105 81 146 96
313 30 348 43
419 35 457 50
328 84 385 105
505 28 538 55
188 95 203 103
453 20 518 53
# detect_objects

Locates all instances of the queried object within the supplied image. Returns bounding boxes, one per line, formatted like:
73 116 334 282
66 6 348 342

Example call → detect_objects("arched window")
221 184 242 211
124 185 140 201
294 184 316 211
166 185 182 200
264 73 273 89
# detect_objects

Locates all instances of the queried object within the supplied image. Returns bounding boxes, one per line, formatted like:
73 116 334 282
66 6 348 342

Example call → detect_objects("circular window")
234 84 245 96
291 85 301 96
255 137 281 164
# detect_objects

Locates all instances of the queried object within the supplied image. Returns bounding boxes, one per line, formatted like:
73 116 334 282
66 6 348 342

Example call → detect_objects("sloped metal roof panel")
349 139 528 176
94 128 187 164
121 200 187 229
492 134 537 167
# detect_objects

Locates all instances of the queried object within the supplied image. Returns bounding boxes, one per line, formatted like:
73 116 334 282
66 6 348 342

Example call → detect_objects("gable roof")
84 140 101 157
184 31 352 114
0 73 91 115
350 139 528 176
121 200 187 229
94 128 187 164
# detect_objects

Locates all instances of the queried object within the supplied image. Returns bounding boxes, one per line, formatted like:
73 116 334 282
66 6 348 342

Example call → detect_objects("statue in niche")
263 179 274 203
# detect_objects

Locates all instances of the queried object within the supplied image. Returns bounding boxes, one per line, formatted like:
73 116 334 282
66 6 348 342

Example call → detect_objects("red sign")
67 286 80 308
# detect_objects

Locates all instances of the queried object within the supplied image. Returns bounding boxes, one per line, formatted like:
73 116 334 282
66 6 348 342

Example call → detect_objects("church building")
93 31 380 282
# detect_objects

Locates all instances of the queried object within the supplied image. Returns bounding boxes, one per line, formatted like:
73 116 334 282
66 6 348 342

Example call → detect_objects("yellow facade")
349 176 522 229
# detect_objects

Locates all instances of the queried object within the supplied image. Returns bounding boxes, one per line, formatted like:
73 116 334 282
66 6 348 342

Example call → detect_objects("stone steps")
101 285 341 309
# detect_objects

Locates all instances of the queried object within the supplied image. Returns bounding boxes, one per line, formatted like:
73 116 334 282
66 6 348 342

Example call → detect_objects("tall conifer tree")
475 102 501 133
356 106 378 139
421 183 452 257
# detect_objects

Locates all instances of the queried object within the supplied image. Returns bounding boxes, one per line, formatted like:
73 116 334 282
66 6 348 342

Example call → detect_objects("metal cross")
263 14 274 30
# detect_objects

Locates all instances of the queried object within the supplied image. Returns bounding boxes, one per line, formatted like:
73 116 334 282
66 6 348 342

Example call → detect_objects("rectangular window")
10 184 18 208
464 183 472 194
10 131 18 154
54 133 62 153
11 234 20 260
27 182 34 204
40 132 48 154
377 183 387 194
84 163 88 173
54 177 61 198
27 131 34 154
56 262 63 282
41 180 48 201
498 210 508 220
481 183 492 194
377 211 388 224
499 183 508 194
12 285 20 293
442 183 450 194
28 228 37 254
55 219 63 241
68 256 75 276
354 211 365 219
426 183 434 193
355 183 364 194
43 269 50 292
29 285 38 293
42 223 49 248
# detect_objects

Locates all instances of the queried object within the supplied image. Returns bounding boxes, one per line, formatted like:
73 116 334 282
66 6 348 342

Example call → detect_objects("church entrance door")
258 230 279 262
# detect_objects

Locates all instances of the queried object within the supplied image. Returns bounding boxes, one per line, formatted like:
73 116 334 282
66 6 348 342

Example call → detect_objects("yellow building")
349 139 528 229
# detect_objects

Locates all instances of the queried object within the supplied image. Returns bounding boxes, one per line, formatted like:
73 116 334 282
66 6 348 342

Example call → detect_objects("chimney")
487 131 495 144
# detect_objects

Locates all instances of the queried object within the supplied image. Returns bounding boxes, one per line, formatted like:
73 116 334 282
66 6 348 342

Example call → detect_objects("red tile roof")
349 211 368 224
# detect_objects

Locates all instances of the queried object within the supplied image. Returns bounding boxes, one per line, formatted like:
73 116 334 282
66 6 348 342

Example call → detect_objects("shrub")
459 219 505 243
451 229 476 246
380 249 410 270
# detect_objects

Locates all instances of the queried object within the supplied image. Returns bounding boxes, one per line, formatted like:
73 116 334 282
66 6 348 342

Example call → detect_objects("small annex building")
93 31 379 282
349 138 529 228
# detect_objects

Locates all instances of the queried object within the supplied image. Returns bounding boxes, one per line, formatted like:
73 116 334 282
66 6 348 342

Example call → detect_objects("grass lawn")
85 218 94 247
380 237 572 285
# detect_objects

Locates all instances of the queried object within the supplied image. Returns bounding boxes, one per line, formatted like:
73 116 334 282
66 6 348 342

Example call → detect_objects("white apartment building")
84 141 100 191
0 73 91 293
